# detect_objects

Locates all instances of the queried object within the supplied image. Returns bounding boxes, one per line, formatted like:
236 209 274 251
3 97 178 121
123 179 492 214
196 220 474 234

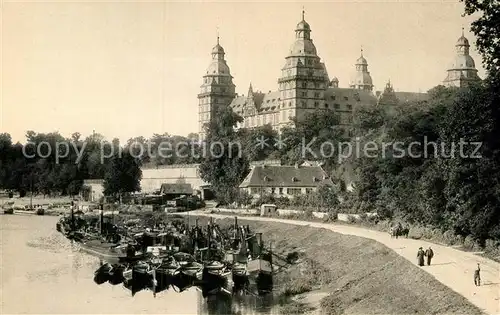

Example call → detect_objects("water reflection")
1 215 279 314
91 259 277 314
197 291 275 315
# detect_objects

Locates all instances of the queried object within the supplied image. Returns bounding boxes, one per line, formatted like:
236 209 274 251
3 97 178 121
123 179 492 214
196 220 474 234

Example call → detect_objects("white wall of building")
140 164 207 193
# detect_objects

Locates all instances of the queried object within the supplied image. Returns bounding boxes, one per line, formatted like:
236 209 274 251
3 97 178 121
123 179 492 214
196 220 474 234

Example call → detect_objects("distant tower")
377 80 400 116
277 9 330 129
197 35 236 140
243 83 257 117
443 29 480 87
350 47 373 91
378 80 399 106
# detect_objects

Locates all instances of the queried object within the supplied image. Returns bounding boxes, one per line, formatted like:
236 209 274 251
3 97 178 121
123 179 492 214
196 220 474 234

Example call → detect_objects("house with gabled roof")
239 164 333 198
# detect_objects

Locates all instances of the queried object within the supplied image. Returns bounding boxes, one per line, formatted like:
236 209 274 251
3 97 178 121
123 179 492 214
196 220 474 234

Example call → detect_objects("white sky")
1 0 485 143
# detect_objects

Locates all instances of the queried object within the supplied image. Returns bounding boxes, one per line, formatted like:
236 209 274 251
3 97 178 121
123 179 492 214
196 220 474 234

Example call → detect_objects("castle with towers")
197 11 481 139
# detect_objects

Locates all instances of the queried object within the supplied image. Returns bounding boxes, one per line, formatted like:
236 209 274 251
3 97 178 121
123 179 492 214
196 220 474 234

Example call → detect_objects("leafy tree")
199 106 249 204
461 0 500 77
103 152 142 200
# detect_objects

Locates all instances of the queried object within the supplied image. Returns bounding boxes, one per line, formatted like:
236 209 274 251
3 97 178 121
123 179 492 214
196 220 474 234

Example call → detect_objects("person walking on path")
474 263 481 286
417 247 425 266
425 246 434 266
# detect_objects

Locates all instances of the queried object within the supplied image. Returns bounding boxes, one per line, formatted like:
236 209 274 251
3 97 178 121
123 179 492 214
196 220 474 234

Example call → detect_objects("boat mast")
30 173 33 209
100 205 104 235
269 241 273 274
70 200 75 231
207 218 212 261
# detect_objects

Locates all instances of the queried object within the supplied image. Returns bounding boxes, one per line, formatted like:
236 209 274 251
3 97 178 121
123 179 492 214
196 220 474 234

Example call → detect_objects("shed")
159 183 194 200
260 204 277 216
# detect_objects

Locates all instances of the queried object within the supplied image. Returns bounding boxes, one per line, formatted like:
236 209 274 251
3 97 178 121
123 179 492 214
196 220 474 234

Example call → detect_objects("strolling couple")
417 246 434 266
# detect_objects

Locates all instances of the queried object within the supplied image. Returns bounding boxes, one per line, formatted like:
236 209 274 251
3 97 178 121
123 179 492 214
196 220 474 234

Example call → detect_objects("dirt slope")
186 211 499 315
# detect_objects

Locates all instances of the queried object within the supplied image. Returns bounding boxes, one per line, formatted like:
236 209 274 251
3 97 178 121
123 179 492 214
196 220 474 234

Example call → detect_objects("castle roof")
229 87 378 116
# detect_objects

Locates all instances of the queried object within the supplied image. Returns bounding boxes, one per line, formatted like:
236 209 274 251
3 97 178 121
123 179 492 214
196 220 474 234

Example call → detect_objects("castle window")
334 103 340 109
302 92 307 97
344 96 349 101
324 104 328 109
314 92 320 98
330 95 336 100
288 102 291 107
314 102 319 108
301 101 306 107
302 82 307 88
272 99 276 102
348 116 353 123
346 104 353 110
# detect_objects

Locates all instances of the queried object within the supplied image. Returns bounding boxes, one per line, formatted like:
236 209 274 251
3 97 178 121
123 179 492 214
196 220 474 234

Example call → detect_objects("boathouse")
160 183 194 200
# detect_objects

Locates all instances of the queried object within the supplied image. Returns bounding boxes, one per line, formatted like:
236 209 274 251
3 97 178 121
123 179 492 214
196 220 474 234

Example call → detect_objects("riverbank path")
182 211 500 315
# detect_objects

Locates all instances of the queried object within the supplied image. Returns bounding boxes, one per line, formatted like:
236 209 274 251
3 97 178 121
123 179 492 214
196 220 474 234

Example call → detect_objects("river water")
0 215 275 314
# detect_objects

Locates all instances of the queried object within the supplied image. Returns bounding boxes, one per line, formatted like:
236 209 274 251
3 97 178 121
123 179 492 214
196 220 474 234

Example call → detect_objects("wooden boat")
170 271 195 293
3 208 14 214
200 261 233 297
80 240 128 263
94 262 113 285
131 261 154 296
232 261 249 293
36 208 45 215
108 264 126 285
179 261 203 280
247 258 273 295
156 257 180 276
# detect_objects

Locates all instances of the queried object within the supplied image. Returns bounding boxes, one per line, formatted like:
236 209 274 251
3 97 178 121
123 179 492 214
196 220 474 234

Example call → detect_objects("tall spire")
360 45 363 57
302 6 305 21
216 27 219 45
461 26 464 37
247 82 254 97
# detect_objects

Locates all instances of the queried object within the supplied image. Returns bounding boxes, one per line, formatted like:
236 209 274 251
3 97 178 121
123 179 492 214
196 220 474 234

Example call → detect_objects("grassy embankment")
209 208 500 264
192 216 485 315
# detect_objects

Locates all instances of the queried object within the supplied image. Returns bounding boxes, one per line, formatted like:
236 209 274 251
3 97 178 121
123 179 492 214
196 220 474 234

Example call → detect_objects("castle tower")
243 83 257 117
277 10 330 129
377 80 399 106
443 29 480 87
197 36 236 140
349 48 373 91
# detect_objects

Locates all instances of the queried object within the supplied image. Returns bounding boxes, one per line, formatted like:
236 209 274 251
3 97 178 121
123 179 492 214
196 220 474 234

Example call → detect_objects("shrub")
279 279 313 297
484 239 500 253
359 212 368 221
463 235 476 250
443 230 458 245
409 226 424 239
347 215 358 224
